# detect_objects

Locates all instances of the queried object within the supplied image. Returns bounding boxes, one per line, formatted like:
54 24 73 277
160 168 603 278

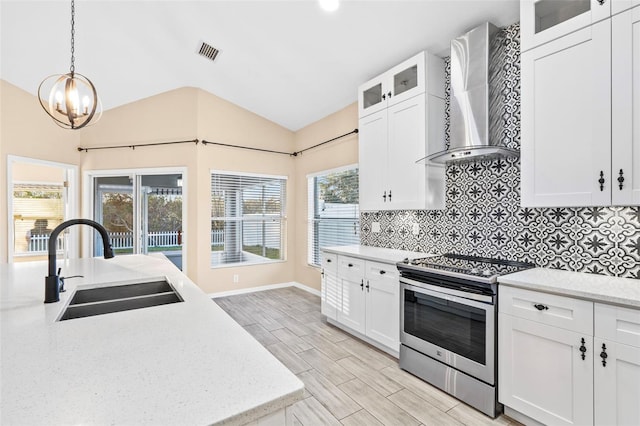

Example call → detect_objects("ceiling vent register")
197 41 220 62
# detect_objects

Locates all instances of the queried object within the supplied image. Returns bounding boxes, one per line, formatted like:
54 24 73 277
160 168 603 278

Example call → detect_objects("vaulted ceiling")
0 0 519 131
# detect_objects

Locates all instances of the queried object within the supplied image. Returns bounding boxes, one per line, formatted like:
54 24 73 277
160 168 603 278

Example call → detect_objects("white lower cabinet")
364 260 400 350
320 252 339 320
499 313 594 426
320 251 400 354
499 286 640 426
593 303 640 425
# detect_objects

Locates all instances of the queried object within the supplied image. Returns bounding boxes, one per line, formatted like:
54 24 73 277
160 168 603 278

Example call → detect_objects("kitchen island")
0 254 304 425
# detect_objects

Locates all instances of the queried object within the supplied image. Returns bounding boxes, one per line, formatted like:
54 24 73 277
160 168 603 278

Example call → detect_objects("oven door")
400 278 495 385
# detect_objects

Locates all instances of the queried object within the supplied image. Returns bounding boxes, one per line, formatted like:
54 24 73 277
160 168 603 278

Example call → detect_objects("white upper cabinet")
521 3 640 207
612 0 640 14
521 0 611 52
358 52 444 119
612 6 640 205
521 19 612 207
358 51 446 211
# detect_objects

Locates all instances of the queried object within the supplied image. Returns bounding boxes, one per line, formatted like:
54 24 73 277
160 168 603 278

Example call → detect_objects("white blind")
211 172 286 267
308 167 359 266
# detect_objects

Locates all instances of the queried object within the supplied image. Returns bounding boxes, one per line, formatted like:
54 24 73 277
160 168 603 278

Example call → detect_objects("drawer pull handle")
533 303 549 311
348 263 353 267
600 343 608 367
326 259 332 263
379 270 386 275
579 338 587 361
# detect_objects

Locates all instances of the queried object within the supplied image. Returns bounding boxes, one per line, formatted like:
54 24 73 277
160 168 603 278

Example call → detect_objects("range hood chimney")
423 22 518 164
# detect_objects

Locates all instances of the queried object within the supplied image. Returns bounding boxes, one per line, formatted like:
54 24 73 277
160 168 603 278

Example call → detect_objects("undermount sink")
58 278 183 321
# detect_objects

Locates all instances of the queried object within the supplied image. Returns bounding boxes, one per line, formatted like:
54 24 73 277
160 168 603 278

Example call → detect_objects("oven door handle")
400 278 494 306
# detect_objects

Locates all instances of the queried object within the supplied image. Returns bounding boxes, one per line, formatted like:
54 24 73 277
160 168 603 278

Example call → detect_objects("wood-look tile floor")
214 287 522 426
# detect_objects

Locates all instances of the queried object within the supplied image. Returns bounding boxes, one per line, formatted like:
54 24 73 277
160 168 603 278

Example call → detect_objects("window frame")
210 170 288 269
307 164 360 268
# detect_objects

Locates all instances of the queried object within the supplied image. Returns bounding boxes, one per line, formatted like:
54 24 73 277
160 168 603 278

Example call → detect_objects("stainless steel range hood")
422 22 518 164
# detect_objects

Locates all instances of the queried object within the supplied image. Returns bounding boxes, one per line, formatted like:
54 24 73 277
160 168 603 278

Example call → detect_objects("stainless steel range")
397 253 534 418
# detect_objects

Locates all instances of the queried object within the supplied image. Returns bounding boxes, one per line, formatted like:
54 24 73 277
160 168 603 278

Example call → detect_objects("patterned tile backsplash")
360 23 640 279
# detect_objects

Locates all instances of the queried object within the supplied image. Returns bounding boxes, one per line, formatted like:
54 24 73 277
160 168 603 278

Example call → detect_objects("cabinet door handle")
388 190 392 202
348 263 353 267
366 280 370 292
388 91 392 98
360 279 364 291
597 0 605 5
326 259 332 263
533 303 549 311
579 338 587 361
382 94 386 100
618 169 624 190
383 191 387 202
600 343 608 366
379 270 386 275
321 269 324 278
599 171 605 191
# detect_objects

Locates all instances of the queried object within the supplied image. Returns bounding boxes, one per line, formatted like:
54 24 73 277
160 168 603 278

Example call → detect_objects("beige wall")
1 79 356 294
194 90 296 293
79 87 296 293
293 102 359 291
0 80 82 263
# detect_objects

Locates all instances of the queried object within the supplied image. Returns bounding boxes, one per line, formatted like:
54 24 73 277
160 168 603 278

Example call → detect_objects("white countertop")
0 254 303 425
499 268 640 308
322 244 434 264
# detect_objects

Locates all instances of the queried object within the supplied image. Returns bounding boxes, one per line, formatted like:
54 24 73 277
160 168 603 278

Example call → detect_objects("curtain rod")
201 140 291 156
77 139 199 152
202 128 359 157
76 128 359 155
292 129 358 156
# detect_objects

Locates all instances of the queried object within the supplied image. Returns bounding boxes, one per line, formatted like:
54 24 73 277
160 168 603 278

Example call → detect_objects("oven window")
404 288 486 365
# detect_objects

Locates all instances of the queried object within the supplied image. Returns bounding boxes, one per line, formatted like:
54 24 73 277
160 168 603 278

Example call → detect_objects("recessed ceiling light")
319 0 339 12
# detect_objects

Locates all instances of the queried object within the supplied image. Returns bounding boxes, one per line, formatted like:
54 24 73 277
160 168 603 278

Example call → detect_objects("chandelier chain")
70 0 75 74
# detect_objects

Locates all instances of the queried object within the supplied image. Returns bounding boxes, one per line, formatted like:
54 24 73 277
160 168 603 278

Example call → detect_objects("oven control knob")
481 269 492 276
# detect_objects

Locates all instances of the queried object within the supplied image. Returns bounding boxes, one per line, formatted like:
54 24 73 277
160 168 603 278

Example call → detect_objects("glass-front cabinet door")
358 76 386 118
387 52 425 108
357 51 426 118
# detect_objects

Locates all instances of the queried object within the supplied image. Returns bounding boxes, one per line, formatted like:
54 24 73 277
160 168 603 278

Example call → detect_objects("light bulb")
82 95 90 114
319 0 339 12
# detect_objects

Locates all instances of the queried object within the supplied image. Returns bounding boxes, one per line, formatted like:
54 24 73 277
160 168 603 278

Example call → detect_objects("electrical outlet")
412 223 420 235
372 222 381 233
233 274 239 283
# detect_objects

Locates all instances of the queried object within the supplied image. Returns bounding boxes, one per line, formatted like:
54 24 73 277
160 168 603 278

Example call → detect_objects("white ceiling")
0 0 520 131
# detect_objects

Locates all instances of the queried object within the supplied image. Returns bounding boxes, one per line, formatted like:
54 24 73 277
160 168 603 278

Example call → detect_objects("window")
308 166 359 267
13 184 64 255
211 171 286 267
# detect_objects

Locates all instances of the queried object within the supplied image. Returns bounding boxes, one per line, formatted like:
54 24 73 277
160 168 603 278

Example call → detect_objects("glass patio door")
93 176 135 256
92 172 183 270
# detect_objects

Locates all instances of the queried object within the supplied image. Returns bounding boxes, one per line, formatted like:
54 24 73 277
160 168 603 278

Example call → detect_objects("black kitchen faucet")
45 219 114 303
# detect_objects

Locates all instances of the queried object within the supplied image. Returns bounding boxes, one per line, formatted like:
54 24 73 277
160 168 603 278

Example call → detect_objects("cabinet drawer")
320 252 338 272
338 256 365 281
499 286 593 335
595 303 640 347
365 260 398 282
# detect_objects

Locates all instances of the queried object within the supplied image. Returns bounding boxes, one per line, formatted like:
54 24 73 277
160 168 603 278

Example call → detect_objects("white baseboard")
209 281 320 298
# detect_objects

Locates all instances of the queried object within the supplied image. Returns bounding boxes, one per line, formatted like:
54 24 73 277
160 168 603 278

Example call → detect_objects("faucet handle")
58 274 84 293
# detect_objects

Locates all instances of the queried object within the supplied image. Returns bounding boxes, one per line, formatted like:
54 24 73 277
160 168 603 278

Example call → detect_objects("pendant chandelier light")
38 0 101 129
